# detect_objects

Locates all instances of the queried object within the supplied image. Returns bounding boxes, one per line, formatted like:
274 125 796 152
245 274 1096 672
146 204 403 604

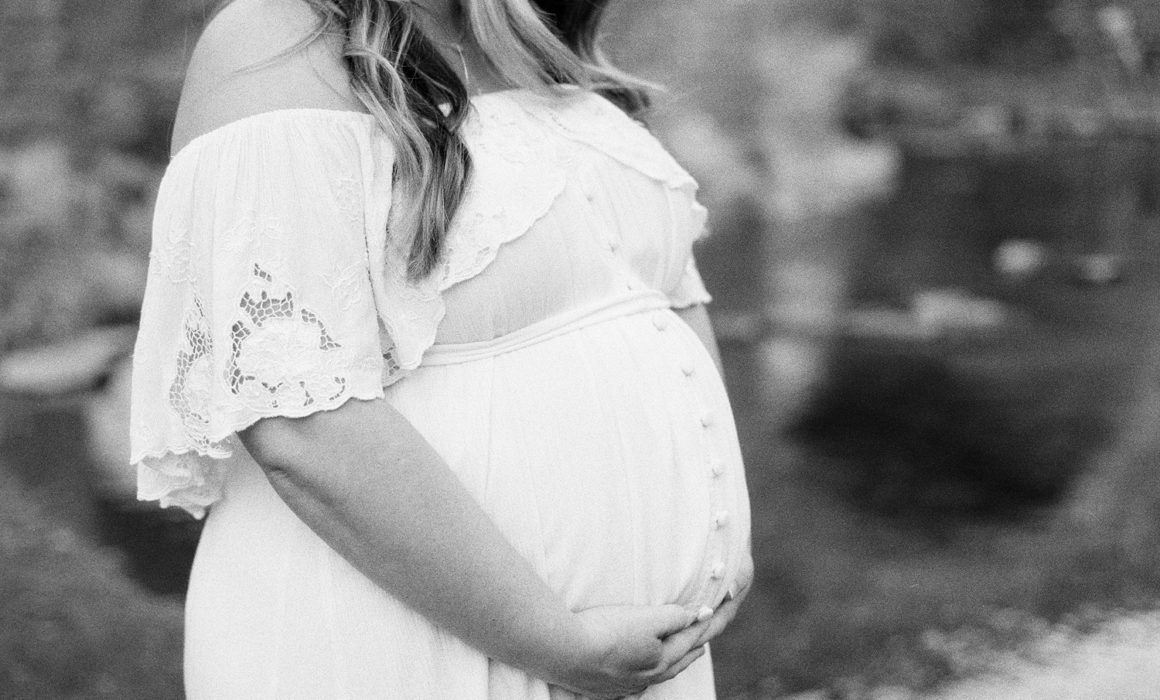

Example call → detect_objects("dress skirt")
183 293 751 699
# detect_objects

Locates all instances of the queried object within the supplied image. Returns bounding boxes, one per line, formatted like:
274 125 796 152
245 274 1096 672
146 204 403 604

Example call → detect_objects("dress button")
710 562 726 580
713 511 729 529
700 412 714 428
652 314 668 331
608 239 620 252
709 460 725 478
695 605 714 623
681 361 696 377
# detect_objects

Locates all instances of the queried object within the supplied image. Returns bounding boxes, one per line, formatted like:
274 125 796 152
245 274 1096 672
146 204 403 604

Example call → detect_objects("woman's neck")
410 0 510 96
410 0 462 34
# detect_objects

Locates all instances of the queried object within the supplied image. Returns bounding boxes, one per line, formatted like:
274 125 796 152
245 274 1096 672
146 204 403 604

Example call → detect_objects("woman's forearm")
238 397 587 684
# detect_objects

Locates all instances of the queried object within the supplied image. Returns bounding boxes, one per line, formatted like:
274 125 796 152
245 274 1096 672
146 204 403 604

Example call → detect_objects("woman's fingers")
641 604 699 639
690 574 755 647
653 617 709 665
693 585 752 646
693 599 737 646
650 645 706 685
562 596 747 697
567 597 744 696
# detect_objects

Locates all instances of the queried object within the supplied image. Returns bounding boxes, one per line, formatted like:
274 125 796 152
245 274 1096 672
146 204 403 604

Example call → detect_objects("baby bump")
390 309 750 614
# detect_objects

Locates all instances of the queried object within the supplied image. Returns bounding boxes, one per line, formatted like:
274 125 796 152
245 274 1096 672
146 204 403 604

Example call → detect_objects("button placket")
597 231 640 290
713 510 729 529
701 403 733 603
656 311 732 610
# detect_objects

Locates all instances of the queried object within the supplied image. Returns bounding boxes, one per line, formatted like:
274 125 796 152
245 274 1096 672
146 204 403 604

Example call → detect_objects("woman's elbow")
238 417 311 476
237 398 381 476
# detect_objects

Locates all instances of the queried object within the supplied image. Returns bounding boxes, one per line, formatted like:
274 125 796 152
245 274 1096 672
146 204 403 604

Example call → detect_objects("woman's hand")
547 604 707 699
550 552 755 698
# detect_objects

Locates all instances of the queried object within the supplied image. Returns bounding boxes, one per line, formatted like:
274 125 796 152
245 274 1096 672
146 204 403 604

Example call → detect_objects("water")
0 395 200 597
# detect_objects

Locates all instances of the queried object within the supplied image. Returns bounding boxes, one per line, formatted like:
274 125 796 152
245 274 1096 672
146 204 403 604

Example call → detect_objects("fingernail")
695 605 714 623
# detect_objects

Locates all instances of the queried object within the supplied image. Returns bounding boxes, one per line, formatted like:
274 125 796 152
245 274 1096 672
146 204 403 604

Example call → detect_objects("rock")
83 355 136 501
993 239 1049 279
0 325 136 396
1072 253 1124 286
912 288 1008 337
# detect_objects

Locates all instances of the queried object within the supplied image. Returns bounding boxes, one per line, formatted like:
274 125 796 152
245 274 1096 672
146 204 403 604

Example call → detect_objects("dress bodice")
433 88 709 344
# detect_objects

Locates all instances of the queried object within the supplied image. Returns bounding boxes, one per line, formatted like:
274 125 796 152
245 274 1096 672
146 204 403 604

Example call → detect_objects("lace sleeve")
667 251 713 309
666 191 713 309
129 110 392 517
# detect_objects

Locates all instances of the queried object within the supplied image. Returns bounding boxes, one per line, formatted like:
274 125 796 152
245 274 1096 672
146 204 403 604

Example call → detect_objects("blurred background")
3 0 1160 698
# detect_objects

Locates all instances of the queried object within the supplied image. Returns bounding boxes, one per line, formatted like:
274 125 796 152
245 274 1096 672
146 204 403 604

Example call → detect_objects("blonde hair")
293 0 651 279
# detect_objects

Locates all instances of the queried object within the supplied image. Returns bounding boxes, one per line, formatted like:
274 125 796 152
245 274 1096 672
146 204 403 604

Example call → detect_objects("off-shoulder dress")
129 87 751 699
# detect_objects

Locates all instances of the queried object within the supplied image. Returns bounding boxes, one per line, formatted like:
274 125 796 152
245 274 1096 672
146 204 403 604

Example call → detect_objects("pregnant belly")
388 300 750 614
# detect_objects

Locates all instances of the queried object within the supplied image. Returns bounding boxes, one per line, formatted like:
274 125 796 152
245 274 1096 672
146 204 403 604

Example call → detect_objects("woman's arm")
240 399 706 698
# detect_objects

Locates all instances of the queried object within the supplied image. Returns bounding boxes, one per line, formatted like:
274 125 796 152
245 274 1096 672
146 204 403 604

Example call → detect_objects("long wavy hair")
261 0 652 280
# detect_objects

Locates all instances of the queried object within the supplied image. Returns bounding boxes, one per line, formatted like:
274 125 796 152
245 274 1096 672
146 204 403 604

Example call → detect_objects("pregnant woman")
129 0 752 697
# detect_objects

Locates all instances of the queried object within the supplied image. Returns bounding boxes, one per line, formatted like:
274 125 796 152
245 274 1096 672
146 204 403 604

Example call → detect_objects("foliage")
0 0 212 158
0 0 194 350
750 0 1160 68
0 142 157 350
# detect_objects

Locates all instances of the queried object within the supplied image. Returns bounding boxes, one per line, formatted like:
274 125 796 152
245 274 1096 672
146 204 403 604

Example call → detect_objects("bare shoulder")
170 0 362 156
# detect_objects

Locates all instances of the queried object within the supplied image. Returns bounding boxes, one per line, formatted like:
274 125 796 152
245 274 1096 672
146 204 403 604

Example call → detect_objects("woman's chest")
435 146 692 343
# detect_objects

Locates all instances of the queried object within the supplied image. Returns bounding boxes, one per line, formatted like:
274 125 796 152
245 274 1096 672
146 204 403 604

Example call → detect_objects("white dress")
129 88 751 699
